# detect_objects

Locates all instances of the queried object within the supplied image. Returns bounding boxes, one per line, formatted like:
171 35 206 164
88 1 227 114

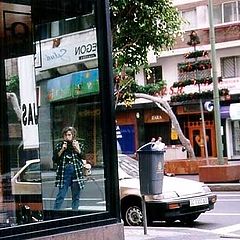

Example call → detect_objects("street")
146 191 240 239
197 191 240 236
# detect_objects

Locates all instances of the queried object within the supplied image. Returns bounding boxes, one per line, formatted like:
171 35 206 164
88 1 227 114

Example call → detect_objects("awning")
220 106 230 119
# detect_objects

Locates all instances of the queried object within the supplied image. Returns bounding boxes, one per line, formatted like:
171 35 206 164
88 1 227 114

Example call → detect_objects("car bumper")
146 194 217 221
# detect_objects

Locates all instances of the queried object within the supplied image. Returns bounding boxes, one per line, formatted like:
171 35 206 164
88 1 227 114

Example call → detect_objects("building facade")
0 0 123 239
117 0 240 160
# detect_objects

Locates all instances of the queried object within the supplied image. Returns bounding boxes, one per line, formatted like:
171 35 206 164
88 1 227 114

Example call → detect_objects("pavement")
124 226 240 240
124 170 240 240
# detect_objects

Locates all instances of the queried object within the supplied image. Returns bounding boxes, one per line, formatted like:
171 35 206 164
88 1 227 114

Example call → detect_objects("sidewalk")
177 174 240 191
124 226 225 240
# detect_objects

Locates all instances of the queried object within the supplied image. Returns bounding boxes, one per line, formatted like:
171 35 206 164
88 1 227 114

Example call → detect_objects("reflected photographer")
52 126 85 210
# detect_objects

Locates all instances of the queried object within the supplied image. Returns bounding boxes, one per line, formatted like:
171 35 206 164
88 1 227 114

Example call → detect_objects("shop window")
0 0 115 233
144 66 162 84
221 56 240 78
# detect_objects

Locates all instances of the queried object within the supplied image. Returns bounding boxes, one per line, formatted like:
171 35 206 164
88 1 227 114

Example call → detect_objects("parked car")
11 154 217 226
118 154 217 226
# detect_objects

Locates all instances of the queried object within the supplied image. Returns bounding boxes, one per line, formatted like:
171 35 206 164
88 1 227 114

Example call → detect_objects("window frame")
221 56 240 78
144 65 163 84
213 0 240 25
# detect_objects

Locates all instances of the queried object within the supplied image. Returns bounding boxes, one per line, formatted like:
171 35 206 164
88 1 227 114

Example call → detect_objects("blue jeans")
54 164 81 210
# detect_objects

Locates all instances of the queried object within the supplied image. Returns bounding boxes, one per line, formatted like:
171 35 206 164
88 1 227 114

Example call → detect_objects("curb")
208 183 240 191
220 233 240 239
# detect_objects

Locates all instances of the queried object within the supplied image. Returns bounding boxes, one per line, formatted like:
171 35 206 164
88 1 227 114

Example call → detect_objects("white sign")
35 29 97 71
18 55 39 149
230 103 240 120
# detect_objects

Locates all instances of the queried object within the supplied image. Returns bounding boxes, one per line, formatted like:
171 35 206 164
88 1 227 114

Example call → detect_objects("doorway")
186 121 216 157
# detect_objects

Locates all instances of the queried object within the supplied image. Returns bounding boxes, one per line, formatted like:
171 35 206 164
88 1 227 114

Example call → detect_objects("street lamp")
187 30 209 161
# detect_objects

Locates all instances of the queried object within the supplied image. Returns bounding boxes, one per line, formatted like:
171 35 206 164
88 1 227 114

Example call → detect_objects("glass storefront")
0 0 120 236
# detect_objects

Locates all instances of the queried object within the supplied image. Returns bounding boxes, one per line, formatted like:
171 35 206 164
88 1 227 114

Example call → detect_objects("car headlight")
149 191 178 201
161 191 179 199
202 185 211 193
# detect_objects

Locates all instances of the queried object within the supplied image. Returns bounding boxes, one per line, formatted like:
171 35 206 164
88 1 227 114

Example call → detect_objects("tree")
110 0 196 158
110 0 183 71
6 75 21 121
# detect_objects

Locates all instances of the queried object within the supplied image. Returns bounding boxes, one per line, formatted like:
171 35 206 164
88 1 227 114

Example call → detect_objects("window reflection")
0 0 106 229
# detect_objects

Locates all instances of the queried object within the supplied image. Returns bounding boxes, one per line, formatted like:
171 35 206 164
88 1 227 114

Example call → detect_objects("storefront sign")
47 68 99 102
144 109 169 123
18 55 39 149
35 29 97 71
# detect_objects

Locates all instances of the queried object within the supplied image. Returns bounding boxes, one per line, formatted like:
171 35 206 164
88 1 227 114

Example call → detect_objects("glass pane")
182 9 197 30
224 2 237 23
2 55 43 228
0 1 42 228
232 121 240 155
34 0 106 218
221 57 235 78
239 1 240 21
213 4 222 24
0 0 106 229
236 56 240 77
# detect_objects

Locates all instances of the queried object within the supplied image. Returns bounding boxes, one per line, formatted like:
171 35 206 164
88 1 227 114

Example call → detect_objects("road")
197 191 240 236
150 191 240 238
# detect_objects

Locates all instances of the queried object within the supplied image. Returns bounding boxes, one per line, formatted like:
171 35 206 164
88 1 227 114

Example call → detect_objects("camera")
65 141 73 151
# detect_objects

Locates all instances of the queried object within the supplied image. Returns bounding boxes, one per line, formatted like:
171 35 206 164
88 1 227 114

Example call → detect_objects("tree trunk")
135 93 196 159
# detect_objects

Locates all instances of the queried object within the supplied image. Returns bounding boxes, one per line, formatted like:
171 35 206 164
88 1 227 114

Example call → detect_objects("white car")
118 154 217 226
11 155 217 226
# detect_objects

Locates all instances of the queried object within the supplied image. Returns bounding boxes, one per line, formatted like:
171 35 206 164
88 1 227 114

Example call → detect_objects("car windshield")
118 154 139 178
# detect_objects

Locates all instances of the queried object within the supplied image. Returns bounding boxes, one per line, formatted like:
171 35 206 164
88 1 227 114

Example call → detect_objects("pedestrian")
52 126 85 210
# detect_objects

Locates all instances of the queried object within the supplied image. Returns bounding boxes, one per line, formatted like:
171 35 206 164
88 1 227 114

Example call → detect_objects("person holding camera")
52 126 85 210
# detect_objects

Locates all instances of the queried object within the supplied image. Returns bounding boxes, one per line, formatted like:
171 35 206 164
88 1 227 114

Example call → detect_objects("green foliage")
171 89 229 102
178 59 212 73
6 75 19 94
110 0 184 71
172 77 222 88
116 75 166 107
184 50 208 59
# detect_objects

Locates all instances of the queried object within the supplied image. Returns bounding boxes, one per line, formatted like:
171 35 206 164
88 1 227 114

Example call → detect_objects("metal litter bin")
137 143 164 195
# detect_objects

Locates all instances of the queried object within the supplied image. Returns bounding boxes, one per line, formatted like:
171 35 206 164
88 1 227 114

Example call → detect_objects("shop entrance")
185 121 216 157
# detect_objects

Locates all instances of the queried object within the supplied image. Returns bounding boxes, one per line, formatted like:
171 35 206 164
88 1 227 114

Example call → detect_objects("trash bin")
137 143 164 195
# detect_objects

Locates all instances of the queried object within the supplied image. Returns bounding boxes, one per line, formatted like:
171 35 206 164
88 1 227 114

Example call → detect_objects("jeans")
54 164 81 210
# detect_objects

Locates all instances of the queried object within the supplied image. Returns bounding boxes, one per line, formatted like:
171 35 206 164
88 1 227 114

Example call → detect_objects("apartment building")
116 0 240 160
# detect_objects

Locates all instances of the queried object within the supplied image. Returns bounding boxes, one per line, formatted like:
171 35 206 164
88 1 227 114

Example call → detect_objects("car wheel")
122 201 143 226
180 213 200 224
